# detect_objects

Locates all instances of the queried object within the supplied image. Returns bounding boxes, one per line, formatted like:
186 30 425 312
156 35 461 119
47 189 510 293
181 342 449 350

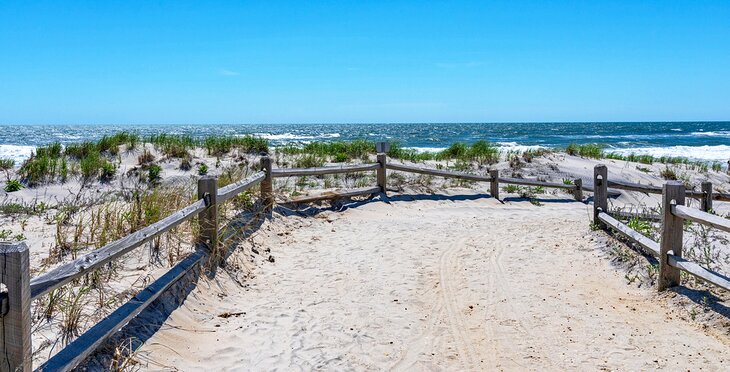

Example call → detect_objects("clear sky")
1 1 729 124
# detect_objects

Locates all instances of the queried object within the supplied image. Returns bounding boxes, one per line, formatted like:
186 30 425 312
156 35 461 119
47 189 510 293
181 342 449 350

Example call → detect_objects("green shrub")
80 153 104 182
0 158 15 180
20 153 54 186
147 134 195 159
197 163 208 175
387 142 436 162
565 143 603 159
64 141 96 159
180 156 192 171
660 167 677 180
503 184 521 193
440 143 468 159
333 153 348 163
204 135 269 156
4 180 22 192
148 164 162 183
100 161 116 182
0 158 15 171
467 140 499 164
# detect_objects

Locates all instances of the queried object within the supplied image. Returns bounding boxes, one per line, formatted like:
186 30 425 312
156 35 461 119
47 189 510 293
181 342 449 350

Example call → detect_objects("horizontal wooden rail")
38 250 205 372
287 186 382 204
271 163 379 177
667 254 730 291
599 210 730 291
607 179 662 194
607 209 662 222
387 163 492 182
217 171 266 203
29 199 207 300
597 212 660 256
498 177 576 190
607 179 720 200
672 205 730 234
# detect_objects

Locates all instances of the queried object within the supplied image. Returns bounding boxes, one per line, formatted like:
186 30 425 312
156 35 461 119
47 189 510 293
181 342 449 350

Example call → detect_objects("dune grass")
203 135 269 156
147 134 269 158
279 139 500 165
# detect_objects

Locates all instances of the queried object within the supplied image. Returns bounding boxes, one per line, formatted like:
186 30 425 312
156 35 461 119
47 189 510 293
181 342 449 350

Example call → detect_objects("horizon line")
1 120 730 126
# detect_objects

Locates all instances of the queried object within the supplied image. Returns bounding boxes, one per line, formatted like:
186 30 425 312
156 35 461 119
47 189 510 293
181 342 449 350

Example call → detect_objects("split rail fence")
1 147 729 371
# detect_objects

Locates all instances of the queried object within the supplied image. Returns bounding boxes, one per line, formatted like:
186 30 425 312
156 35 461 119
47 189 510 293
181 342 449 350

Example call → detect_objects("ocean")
1 122 729 164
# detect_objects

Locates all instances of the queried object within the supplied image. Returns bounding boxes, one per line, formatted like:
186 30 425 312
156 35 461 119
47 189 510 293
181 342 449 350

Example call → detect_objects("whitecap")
608 145 730 162
690 131 730 137
251 133 341 141
404 147 447 153
496 142 544 152
0 145 36 166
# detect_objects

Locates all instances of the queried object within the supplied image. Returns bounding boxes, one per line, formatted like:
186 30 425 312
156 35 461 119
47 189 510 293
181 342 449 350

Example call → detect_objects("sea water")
1 122 728 164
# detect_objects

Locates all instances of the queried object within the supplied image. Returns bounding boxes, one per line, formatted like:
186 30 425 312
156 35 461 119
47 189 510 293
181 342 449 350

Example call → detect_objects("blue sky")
1 1 729 124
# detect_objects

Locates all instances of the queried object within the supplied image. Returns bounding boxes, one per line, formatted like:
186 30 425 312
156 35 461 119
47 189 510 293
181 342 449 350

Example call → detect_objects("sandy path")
137 192 729 371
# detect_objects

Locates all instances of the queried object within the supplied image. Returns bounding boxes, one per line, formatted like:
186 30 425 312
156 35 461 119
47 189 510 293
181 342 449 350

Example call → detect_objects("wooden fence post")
659 181 685 291
260 156 274 211
593 164 608 228
573 178 583 201
0 241 32 372
701 181 713 212
197 177 218 253
376 153 387 193
489 169 499 199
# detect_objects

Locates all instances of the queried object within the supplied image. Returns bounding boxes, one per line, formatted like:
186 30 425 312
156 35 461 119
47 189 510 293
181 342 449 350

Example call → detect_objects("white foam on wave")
496 142 544 152
690 131 730 137
0 145 35 166
405 147 447 153
608 145 730 162
252 133 341 141
406 142 544 154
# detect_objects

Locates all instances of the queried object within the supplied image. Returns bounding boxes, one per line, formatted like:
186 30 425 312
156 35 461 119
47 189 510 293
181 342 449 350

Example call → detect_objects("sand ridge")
134 192 729 371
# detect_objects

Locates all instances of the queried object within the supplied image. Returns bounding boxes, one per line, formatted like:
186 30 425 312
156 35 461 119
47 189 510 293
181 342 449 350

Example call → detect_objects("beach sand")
135 191 730 371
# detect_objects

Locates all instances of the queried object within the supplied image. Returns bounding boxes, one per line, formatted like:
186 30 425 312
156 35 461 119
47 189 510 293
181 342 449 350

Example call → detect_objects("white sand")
136 191 730 371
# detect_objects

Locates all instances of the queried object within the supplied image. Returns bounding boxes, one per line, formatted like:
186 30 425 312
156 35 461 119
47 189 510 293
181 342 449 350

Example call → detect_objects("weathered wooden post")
489 169 499 199
197 177 218 252
376 153 387 193
0 241 32 372
701 181 713 212
573 178 583 201
593 164 608 228
375 142 389 194
260 156 274 211
659 181 685 291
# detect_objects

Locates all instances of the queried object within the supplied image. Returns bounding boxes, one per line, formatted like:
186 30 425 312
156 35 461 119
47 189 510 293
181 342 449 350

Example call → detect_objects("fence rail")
387 163 492 182
607 179 730 203
217 171 266 203
29 199 208 300
1 162 269 372
593 165 730 294
672 205 730 233
271 163 379 177
3 146 730 371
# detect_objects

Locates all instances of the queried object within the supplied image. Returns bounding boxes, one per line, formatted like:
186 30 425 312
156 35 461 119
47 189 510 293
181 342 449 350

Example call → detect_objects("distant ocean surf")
1 122 729 164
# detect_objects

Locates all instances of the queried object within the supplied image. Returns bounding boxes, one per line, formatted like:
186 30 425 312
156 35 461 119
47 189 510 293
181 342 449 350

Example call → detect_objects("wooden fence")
1 149 729 371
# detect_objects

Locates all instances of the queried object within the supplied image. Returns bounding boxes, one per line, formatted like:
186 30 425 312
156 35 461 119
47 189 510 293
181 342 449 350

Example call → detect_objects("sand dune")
136 191 729 371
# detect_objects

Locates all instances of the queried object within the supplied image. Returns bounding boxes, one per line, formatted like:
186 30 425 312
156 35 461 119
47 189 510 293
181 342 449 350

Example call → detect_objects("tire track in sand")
438 237 481 370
